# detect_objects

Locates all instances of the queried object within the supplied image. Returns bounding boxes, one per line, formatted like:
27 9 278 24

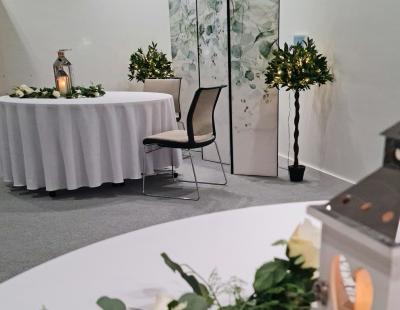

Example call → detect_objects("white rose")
94 92 100 97
34 88 41 93
75 89 81 94
20 84 34 94
16 89 24 98
151 293 173 310
150 293 186 310
52 90 61 98
287 219 321 269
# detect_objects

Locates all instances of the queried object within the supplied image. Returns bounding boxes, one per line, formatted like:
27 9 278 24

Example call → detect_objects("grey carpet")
0 153 350 282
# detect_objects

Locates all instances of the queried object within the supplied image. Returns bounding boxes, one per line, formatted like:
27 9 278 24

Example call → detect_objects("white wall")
280 0 400 183
0 0 171 95
2 0 400 183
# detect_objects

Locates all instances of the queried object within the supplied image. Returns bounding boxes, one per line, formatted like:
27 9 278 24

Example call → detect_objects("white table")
0 92 181 191
0 201 324 309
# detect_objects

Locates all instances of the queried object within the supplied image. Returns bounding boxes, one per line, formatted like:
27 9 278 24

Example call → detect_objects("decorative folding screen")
169 0 279 176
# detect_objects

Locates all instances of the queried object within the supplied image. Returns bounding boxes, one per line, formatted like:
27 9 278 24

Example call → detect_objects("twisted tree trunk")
293 90 300 167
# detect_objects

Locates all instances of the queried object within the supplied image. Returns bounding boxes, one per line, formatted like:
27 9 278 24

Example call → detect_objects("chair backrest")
186 86 226 145
143 78 182 117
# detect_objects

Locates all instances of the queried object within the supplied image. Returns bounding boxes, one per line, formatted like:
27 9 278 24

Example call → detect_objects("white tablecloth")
0 202 324 309
0 91 181 191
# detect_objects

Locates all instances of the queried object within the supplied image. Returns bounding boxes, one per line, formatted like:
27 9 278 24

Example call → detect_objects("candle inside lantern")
56 74 69 96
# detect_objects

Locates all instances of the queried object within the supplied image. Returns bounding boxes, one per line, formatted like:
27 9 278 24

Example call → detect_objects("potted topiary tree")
265 38 334 182
128 42 174 83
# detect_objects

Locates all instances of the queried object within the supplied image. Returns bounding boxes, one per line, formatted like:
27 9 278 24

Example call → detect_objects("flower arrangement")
128 42 174 83
9 84 105 99
97 220 321 310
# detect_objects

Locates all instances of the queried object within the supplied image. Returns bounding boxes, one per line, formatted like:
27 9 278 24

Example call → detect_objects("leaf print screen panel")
230 0 279 176
198 0 231 164
169 0 200 124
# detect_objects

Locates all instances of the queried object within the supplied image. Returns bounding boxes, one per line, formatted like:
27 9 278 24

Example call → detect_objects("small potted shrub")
265 38 334 182
128 42 174 83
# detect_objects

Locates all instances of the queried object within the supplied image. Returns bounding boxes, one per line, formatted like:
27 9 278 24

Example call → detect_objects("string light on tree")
265 37 334 182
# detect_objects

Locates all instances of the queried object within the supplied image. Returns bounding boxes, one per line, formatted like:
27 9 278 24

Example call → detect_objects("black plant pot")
289 165 306 182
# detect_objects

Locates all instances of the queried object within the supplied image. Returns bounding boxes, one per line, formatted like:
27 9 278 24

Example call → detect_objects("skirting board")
278 153 355 184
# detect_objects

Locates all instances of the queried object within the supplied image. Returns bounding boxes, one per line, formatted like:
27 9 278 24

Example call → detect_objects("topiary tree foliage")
265 38 334 168
128 42 174 83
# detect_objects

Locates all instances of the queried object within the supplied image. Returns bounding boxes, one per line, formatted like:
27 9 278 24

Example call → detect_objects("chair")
143 78 183 127
142 86 227 201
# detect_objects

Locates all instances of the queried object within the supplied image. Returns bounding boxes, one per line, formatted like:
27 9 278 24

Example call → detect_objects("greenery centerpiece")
265 38 334 182
97 220 321 310
128 42 174 83
9 84 105 99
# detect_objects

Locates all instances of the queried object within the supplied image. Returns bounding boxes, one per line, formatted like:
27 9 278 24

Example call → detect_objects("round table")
0 92 181 191
0 201 324 309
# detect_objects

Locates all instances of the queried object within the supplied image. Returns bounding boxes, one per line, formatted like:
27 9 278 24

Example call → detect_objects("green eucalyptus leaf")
231 61 241 71
199 24 205 36
254 32 265 43
259 41 273 59
231 45 242 58
231 20 244 33
207 0 222 12
169 0 181 16
206 25 214 35
96 296 126 310
244 70 254 81
171 45 178 59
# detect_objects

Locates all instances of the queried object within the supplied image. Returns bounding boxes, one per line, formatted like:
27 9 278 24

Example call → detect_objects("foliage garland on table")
96 220 320 310
9 84 105 99
128 42 174 83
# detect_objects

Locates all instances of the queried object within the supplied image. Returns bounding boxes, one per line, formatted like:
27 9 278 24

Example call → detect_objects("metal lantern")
308 121 400 310
53 49 73 96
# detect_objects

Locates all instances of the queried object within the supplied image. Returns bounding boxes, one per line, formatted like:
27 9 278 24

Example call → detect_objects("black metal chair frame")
142 85 227 201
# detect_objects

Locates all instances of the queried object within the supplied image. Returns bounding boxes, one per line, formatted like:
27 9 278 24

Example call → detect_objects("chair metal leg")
170 148 175 183
187 150 200 201
141 142 226 200
142 145 200 201
214 141 227 185
179 141 227 186
142 145 147 194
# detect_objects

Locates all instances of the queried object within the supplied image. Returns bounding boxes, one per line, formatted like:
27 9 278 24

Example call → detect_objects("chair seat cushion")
143 130 214 147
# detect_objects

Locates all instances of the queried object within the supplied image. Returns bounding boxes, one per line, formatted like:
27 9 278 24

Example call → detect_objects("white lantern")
309 121 400 310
